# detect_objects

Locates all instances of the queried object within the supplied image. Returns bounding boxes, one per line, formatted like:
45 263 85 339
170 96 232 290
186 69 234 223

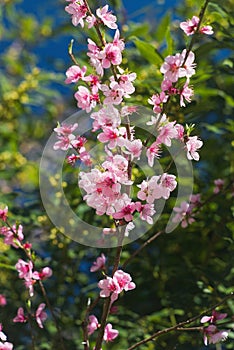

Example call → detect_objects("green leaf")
154 12 171 43
131 37 163 65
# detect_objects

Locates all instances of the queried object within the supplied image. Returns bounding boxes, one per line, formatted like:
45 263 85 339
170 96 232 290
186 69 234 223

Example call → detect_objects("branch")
127 292 234 350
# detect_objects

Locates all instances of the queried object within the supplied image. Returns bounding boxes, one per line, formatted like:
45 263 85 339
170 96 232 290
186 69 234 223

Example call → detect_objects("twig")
122 230 164 268
127 292 234 350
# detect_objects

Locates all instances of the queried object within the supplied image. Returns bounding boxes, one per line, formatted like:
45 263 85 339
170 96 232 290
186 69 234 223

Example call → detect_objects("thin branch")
127 292 234 350
122 230 164 268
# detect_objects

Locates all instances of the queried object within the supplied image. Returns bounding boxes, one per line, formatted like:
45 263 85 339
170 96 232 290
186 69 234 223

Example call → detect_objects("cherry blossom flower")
86 14 96 28
74 86 98 112
148 92 168 113
172 201 195 228
104 323 119 342
203 325 229 346
113 200 136 222
32 267 53 281
0 224 24 248
96 5 117 29
35 303 47 329
65 65 87 84
157 121 178 146
13 307 27 323
98 270 135 302
136 203 156 224
83 74 101 94
0 295 7 307
146 141 161 167
87 315 99 335
160 52 184 83
179 82 194 107
0 342 14 350
201 310 227 324
97 127 124 149
15 259 33 279
213 179 225 194
113 29 125 51
90 253 106 272
180 16 200 36
65 1 87 27
0 207 8 222
99 43 122 69
91 105 121 131
101 81 124 105
200 25 213 35
54 123 78 136
124 139 142 160
185 135 203 161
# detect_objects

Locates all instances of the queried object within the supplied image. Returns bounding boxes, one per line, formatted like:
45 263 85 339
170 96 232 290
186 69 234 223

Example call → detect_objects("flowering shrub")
0 0 234 349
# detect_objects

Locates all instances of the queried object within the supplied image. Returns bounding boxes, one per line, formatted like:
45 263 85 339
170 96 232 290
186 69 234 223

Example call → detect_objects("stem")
28 313 36 350
127 292 234 350
38 281 66 350
122 230 164 268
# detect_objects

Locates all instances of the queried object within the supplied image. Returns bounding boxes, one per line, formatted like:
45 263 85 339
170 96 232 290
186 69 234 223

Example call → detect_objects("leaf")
131 37 163 65
154 12 171 43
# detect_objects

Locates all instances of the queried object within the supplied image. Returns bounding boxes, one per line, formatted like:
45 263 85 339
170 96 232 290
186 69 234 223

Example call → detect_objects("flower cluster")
0 208 52 331
201 310 229 345
180 15 213 36
87 315 119 342
98 269 135 303
13 303 47 329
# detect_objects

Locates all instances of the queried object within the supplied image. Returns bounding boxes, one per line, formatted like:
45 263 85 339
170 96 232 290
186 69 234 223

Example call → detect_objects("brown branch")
127 292 234 350
122 230 164 269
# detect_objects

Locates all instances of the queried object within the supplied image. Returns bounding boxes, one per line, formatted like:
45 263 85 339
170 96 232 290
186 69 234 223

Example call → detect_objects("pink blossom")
65 1 87 27
172 201 195 228
181 50 196 80
32 267 53 280
137 203 156 224
116 73 136 96
87 315 99 335
201 310 227 324
90 253 106 272
53 123 78 150
87 39 103 76
160 52 184 83
0 207 8 222
83 74 101 94
124 139 142 159
13 307 27 323
104 323 119 342
86 14 96 28
96 5 117 29
180 16 200 36
15 259 33 279
200 25 213 35
146 141 161 167
185 135 203 161
148 92 168 113
113 202 136 222
101 81 124 105
157 121 178 146
97 127 123 149
213 179 225 194
0 342 13 350
74 86 98 112
179 82 194 107
91 105 121 131
67 154 79 165
98 276 121 302
1 224 24 248
65 65 86 84
98 270 135 302
99 43 122 68
54 123 78 136
203 325 229 345
113 29 125 51
35 303 47 329
0 295 7 307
